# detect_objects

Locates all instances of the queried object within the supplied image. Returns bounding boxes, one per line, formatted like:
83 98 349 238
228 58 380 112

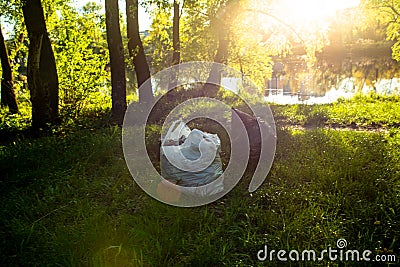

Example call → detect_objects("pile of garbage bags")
160 121 224 196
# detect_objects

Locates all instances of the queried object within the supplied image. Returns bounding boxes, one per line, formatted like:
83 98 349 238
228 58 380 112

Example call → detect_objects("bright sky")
73 0 360 31
273 0 360 22
73 0 151 31
1 0 360 37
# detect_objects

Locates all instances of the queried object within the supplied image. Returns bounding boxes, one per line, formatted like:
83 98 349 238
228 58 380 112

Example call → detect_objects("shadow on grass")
0 108 113 147
0 126 399 266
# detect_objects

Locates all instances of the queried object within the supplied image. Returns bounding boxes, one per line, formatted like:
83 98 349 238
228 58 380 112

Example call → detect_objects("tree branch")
180 0 185 17
243 8 305 46
382 4 400 17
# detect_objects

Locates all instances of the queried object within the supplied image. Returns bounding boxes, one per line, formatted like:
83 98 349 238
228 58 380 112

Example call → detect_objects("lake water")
264 78 400 105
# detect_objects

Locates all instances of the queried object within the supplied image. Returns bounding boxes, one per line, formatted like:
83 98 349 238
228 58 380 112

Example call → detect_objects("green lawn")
271 93 400 128
1 95 399 266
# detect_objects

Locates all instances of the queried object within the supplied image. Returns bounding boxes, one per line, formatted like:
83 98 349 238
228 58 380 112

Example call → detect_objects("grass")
271 93 400 128
0 93 400 266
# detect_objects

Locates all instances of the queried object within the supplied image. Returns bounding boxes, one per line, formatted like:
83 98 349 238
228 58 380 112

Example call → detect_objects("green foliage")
229 13 274 92
50 3 110 118
179 0 220 62
361 0 400 61
0 96 30 131
143 0 221 71
387 13 400 61
1 1 111 126
144 5 173 73
0 91 111 144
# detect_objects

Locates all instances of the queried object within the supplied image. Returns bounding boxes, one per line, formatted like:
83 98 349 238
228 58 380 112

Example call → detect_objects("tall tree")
0 24 18 114
126 0 154 104
168 0 181 90
22 0 59 128
361 0 400 61
202 1 233 97
105 0 127 124
172 0 181 66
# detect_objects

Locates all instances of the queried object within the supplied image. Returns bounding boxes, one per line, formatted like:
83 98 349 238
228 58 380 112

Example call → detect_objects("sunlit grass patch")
271 93 400 128
1 93 399 265
1 121 399 265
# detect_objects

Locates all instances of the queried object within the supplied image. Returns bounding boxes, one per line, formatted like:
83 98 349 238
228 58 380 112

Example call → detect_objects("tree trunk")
213 24 229 66
22 0 59 128
168 0 181 90
202 21 229 97
126 0 154 104
201 2 230 98
105 0 127 124
172 0 180 66
0 24 18 114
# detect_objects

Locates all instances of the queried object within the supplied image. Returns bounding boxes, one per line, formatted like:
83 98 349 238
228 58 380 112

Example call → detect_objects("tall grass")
1 123 399 266
1 92 399 265
271 93 400 127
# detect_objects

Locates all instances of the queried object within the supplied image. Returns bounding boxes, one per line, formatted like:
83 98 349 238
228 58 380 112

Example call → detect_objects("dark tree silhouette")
0 24 18 114
126 0 154 104
172 0 180 66
22 0 59 128
167 0 181 91
201 22 230 97
201 3 231 97
105 0 127 124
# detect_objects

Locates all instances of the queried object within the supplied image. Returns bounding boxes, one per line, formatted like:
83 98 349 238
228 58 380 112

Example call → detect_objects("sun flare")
273 0 360 23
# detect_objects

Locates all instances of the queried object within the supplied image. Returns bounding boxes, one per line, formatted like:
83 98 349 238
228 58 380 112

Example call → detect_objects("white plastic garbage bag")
160 120 224 197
